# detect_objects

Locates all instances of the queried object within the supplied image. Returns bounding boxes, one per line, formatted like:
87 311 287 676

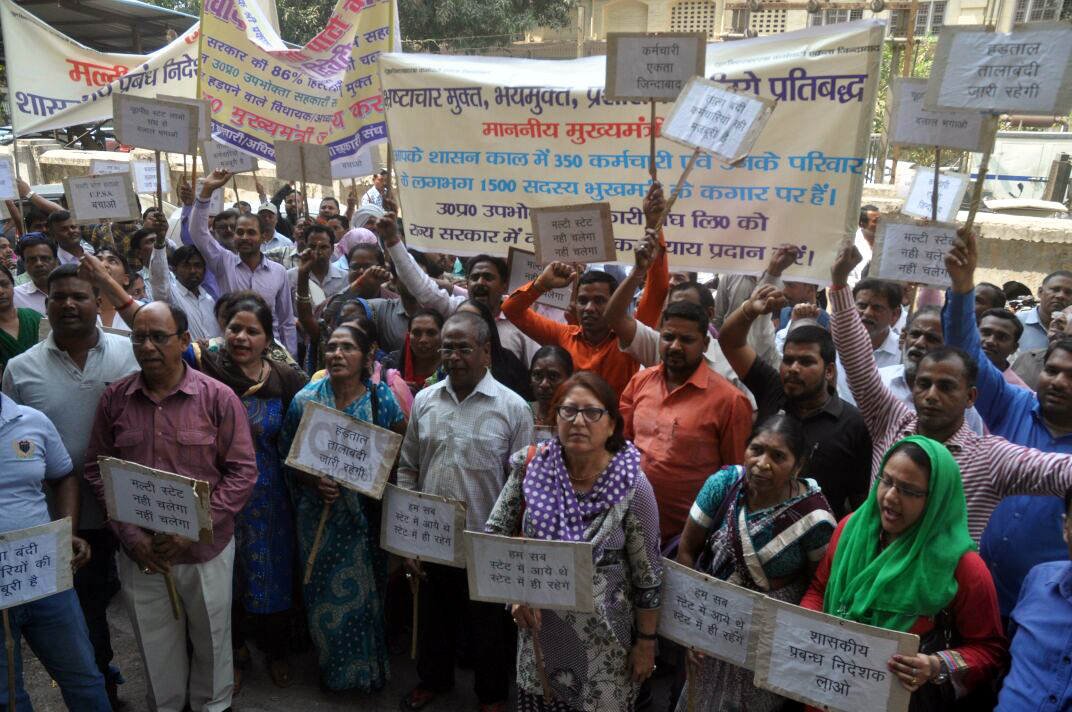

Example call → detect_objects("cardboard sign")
380 484 467 567
661 78 776 164
925 24 1072 115
132 158 172 195
464 531 595 613
274 141 332 185
202 139 259 174
889 78 988 152
604 32 706 102
88 159 130 175
901 170 970 223
506 247 572 311
113 94 199 154
158 95 211 141
64 175 139 224
195 178 225 215
753 597 918 712
283 401 402 500
98 457 213 545
332 145 376 180
0 518 73 609
869 215 955 289
657 558 763 669
531 202 616 264
0 155 16 201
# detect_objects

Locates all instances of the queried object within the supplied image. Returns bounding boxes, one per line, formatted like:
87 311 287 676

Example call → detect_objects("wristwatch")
931 658 950 685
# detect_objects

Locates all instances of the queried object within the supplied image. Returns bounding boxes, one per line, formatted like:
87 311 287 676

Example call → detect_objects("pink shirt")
84 365 257 564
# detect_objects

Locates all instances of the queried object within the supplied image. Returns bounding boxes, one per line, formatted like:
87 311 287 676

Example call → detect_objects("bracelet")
741 302 757 321
120 296 134 310
24 191 35 200
635 631 657 641
296 293 312 304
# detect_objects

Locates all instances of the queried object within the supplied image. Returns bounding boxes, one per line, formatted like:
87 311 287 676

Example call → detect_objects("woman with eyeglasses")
674 414 836 712
280 323 406 694
800 436 1006 710
181 292 308 691
485 371 663 712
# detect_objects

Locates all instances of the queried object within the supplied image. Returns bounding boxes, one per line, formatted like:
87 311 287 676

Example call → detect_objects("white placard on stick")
332 146 376 180
604 32 706 102
274 141 333 185
0 518 73 609
195 178 225 215
158 95 211 141
889 78 988 152
753 597 918 712
203 139 259 174
63 175 139 224
870 216 956 289
283 401 402 500
380 484 467 568
924 24 1072 115
530 203 616 265
657 558 764 669
88 159 130 175
464 531 595 613
132 159 172 195
113 94 199 155
661 77 776 164
98 457 213 544
506 247 571 311
901 170 970 223
0 155 16 201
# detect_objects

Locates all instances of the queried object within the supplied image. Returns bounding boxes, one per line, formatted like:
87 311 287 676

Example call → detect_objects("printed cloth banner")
380 21 884 281
0 0 199 134
199 0 396 163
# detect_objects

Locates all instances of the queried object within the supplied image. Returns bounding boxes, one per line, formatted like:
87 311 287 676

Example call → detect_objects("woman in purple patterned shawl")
485 372 663 712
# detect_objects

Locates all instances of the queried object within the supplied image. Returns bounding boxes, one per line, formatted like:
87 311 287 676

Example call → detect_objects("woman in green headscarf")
801 436 1007 707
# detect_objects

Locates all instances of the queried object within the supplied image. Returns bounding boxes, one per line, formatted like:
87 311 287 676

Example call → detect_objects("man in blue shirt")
1017 271 1072 352
0 392 109 709
996 486 1072 711
945 230 1072 617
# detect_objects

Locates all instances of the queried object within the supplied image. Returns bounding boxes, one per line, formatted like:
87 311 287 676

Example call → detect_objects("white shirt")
361 186 383 207
837 327 900 405
148 246 220 341
56 241 95 266
878 363 986 435
12 282 47 315
848 228 873 288
261 231 294 253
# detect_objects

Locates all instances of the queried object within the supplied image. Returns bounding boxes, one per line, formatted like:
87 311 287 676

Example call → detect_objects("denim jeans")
0 588 111 711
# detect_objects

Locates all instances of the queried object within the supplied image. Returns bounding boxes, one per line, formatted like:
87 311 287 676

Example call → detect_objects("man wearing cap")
257 203 294 254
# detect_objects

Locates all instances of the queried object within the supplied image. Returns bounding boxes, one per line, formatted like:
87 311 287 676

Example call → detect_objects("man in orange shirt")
620 300 753 545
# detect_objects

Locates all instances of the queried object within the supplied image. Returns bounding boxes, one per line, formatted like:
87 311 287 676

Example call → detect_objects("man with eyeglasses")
2 262 138 708
83 301 257 712
620 300 752 546
398 311 534 712
829 243 1072 546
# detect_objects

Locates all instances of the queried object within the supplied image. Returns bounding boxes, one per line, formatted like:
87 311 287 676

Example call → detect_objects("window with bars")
889 2 946 35
808 8 864 25
1013 0 1065 21
670 0 718 36
749 8 788 33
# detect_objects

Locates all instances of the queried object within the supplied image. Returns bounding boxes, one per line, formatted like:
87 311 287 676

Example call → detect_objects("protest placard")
657 558 764 669
464 532 595 612
753 597 917 712
113 94 198 155
531 203 616 264
924 25 1072 115
284 401 402 500
0 156 16 201
157 95 210 142
274 141 333 186
605 32 706 102
661 78 776 165
380 484 466 567
202 140 258 174
132 158 172 195
195 178 225 215
332 146 376 180
0 518 73 608
901 170 970 223
99 457 213 544
506 247 572 311
63 175 139 224
889 78 987 153
870 215 955 289
88 159 129 175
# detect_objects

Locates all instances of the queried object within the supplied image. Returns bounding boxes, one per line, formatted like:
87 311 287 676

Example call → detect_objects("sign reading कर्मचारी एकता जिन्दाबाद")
378 20 883 283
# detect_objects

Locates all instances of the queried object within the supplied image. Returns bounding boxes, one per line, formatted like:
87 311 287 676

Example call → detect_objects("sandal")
233 646 251 696
269 657 296 688
399 687 437 711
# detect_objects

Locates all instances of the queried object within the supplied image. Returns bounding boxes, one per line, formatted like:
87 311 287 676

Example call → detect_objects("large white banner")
0 0 198 134
380 21 884 282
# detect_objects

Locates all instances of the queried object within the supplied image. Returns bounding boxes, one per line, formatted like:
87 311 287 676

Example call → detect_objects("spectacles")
877 473 928 499
130 331 180 346
439 347 475 357
556 405 608 423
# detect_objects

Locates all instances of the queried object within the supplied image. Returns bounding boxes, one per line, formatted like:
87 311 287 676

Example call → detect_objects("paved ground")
20 599 678 711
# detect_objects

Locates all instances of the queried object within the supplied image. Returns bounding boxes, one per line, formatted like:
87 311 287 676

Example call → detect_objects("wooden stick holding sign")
98 458 213 620
155 151 163 211
931 149 940 222
963 116 999 233
284 401 403 582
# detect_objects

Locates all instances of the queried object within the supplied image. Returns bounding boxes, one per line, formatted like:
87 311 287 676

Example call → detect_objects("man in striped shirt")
828 242 1072 541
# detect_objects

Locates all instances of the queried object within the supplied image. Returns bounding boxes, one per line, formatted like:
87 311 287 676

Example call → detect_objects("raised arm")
379 213 461 316
501 262 577 346
78 253 139 327
634 184 669 328
719 282 786 380
606 232 660 349
189 170 234 274
990 438 1072 498
148 245 173 307
17 178 64 215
